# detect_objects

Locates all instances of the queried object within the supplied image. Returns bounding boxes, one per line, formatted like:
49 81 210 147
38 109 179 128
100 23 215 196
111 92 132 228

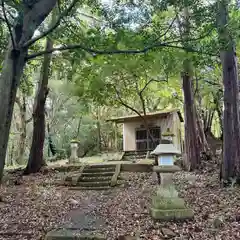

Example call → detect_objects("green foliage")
72 48 184 114
3 0 240 166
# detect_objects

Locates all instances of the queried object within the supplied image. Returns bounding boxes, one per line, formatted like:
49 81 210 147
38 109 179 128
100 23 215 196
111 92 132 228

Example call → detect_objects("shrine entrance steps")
122 150 155 161
63 164 122 190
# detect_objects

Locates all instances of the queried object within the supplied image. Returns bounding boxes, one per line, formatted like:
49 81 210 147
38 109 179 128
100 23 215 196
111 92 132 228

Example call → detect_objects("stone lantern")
150 130 193 221
69 139 79 164
152 141 180 166
151 128 179 182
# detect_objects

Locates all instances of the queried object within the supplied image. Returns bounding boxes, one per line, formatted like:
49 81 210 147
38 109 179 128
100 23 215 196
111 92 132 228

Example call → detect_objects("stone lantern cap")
150 144 181 156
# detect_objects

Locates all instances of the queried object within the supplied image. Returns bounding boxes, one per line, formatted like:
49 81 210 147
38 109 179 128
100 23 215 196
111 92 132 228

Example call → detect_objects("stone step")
83 168 115 173
79 176 112 182
69 186 112 191
124 152 147 156
77 181 111 187
65 174 80 182
126 155 147 159
124 150 148 155
81 172 115 177
88 164 116 169
123 151 154 159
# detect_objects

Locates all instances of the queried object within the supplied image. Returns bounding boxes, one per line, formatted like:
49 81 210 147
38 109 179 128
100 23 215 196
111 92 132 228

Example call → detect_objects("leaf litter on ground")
0 161 240 239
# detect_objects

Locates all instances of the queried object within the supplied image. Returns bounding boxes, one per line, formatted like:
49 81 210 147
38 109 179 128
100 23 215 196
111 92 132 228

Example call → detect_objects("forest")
0 0 240 239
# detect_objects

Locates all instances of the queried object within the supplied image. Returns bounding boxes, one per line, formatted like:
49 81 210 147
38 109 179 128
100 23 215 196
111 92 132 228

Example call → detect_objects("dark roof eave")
106 110 184 123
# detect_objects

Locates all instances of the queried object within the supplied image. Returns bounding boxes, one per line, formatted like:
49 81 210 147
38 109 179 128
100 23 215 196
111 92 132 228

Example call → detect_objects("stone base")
150 207 194 221
151 196 186 209
150 184 194 221
45 229 106 240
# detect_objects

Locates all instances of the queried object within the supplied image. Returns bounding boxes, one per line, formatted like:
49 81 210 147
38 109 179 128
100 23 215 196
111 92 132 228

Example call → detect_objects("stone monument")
150 130 194 220
69 140 79 164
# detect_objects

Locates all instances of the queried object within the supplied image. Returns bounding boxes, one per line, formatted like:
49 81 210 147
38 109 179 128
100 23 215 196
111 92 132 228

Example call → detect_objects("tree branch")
152 15 178 43
114 86 144 119
26 40 216 61
78 11 103 23
115 83 156 146
49 96 71 126
1 0 15 48
173 94 184 103
138 90 147 116
0 15 13 26
202 79 222 87
140 78 167 94
132 74 147 116
193 75 222 89
18 0 57 47
114 86 154 147
23 0 79 48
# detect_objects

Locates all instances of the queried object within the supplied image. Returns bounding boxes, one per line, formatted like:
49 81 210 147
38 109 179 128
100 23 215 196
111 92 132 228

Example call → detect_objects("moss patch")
150 208 194 221
152 196 186 210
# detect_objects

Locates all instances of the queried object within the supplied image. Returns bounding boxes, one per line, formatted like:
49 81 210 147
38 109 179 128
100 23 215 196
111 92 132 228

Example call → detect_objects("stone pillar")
69 142 79 163
150 165 194 221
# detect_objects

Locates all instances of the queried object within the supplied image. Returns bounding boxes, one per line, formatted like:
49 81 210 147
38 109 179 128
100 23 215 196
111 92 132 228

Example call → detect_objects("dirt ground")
0 162 240 240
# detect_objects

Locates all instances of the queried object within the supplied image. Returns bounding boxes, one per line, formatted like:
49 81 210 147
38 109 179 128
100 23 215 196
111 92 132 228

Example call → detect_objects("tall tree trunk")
96 120 101 152
221 51 238 180
24 38 53 174
15 94 27 164
75 116 83 139
9 143 15 167
0 0 57 182
218 0 240 181
180 7 200 170
0 43 27 181
195 108 210 153
182 69 200 170
94 107 101 152
229 51 240 176
47 123 57 157
195 75 211 152
213 93 223 138
202 109 214 134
